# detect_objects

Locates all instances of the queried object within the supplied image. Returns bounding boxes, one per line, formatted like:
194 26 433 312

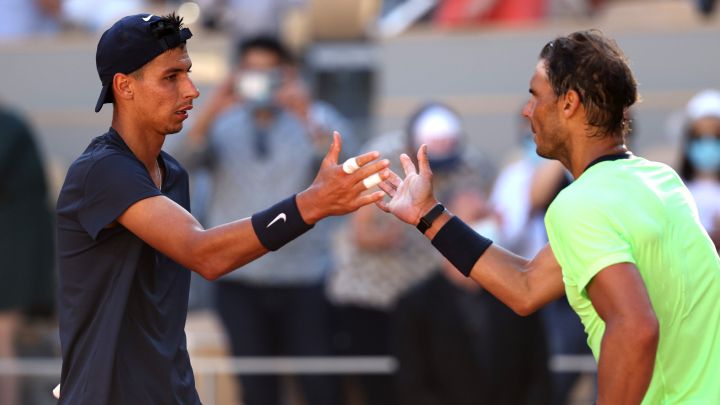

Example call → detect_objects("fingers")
355 190 385 208
325 131 342 165
354 150 382 168
417 144 433 178
378 179 396 198
375 199 391 213
362 173 383 189
353 170 390 193
342 157 360 174
352 161 390 192
386 170 402 189
342 150 380 174
399 153 417 177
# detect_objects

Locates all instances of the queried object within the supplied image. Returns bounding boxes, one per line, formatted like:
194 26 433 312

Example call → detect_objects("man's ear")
562 89 582 118
113 73 134 102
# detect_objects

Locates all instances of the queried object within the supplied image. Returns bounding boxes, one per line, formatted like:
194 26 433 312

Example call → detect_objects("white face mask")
236 69 281 106
468 218 501 241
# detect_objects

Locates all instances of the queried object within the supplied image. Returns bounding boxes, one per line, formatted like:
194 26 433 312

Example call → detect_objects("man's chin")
537 150 552 159
166 124 183 135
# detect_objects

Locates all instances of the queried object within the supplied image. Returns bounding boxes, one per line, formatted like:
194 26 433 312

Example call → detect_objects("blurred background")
1 0 718 404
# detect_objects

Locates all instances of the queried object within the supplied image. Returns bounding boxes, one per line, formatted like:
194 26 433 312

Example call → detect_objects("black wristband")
251 195 314 251
431 216 493 277
417 203 445 234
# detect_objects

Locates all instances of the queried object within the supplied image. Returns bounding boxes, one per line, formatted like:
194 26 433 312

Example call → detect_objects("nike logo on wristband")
267 213 287 228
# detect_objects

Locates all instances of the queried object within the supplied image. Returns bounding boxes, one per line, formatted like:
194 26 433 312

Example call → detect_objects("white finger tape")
363 173 382 189
342 157 360 174
53 383 60 399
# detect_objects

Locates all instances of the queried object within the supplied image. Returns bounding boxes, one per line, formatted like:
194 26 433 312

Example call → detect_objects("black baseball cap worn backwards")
94 13 192 112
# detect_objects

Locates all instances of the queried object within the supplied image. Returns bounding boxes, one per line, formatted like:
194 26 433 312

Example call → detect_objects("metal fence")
0 355 597 404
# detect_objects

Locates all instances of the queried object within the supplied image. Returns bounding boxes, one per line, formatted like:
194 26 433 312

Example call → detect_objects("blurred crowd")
2 0 717 43
1 1 719 405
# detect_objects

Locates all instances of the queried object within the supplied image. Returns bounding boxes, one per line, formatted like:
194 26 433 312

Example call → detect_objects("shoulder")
310 100 346 120
74 147 141 179
64 136 146 193
160 150 188 178
0 108 34 148
0 107 30 131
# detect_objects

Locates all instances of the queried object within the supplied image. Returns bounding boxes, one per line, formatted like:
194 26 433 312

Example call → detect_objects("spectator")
680 89 720 250
0 104 55 405
434 0 546 27
0 0 61 40
327 102 495 405
61 0 145 33
392 182 551 405
174 35 352 405
199 0 306 40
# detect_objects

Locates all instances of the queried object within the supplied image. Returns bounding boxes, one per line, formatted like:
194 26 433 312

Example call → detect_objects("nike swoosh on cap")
142 14 153 21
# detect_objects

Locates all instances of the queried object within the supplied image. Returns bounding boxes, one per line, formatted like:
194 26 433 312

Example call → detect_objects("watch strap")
416 203 445 234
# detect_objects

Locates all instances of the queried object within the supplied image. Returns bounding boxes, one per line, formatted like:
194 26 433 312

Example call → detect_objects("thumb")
418 144 433 178
325 131 342 165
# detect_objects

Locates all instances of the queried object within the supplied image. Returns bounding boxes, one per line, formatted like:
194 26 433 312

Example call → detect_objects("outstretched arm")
377 145 564 315
118 131 389 280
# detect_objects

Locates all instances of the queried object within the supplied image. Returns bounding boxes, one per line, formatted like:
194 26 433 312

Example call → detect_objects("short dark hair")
130 13 185 79
236 35 294 65
539 30 638 138
151 12 185 38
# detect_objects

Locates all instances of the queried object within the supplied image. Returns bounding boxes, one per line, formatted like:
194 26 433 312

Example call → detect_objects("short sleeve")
78 154 162 239
545 193 635 296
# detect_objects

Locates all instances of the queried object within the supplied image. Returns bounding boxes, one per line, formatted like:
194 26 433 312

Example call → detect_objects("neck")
111 109 165 167
567 133 627 179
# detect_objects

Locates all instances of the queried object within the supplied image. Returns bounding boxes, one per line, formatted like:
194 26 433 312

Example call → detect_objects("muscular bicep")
117 195 266 279
117 195 203 260
586 263 656 325
525 243 566 304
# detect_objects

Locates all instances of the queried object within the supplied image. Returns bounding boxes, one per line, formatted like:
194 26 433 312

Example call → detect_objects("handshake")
296 131 437 229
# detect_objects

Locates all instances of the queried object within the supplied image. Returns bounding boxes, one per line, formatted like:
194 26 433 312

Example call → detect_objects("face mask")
468 218 501 242
236 69 281 108
687 137 720 172
428 153 461 172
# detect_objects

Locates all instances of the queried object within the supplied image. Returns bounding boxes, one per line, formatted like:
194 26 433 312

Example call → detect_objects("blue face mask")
687 137 720 172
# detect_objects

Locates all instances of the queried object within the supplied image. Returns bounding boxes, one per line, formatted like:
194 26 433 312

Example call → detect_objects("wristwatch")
416 203 445 234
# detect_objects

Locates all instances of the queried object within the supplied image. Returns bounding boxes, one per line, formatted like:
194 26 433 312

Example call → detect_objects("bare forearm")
184 218 269 280
469 244 564 315
596 321 658 405
424 212 564 315
118 197 270 280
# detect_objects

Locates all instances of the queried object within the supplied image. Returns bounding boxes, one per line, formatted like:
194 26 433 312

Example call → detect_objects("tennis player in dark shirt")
55 13 388 404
